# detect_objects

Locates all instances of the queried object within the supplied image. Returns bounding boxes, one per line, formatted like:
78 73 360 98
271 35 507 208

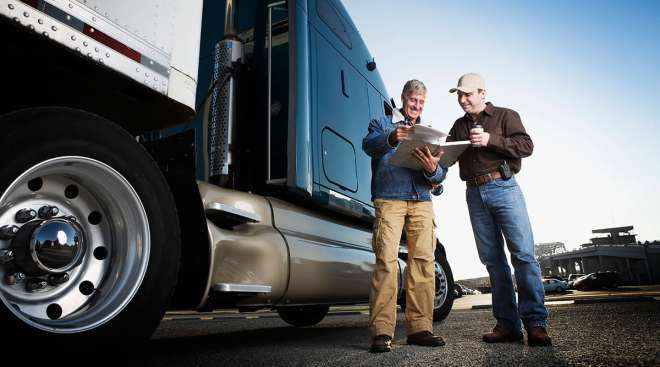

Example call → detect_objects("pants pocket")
372 217 383 253
431 218 437 252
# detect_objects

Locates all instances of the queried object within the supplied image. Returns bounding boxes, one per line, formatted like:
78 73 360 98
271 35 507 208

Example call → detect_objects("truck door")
315 37 365 194
311 0 375 217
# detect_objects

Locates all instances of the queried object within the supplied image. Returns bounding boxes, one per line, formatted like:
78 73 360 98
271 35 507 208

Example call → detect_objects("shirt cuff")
385 130 399 148
424 165 448 184
487 133 503 149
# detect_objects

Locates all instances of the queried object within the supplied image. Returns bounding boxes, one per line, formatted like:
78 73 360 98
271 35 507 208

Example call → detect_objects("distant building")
538 226 660 284
535 242 566 258
587 226 637 247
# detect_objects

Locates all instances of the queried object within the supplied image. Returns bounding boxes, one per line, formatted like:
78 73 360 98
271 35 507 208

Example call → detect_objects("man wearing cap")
362 79 447 353
446 73 551 346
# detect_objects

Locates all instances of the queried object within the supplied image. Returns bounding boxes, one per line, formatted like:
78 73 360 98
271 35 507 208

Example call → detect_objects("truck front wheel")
277 305 330 327
0 108 180 343
400 246 455 322
431 250 454 321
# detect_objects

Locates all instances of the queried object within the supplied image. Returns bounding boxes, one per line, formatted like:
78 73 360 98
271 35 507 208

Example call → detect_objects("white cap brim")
449 86 478 93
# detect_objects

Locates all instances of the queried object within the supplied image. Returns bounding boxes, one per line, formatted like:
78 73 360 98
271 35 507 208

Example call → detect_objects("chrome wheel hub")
0 156 150 332
15 218 86 275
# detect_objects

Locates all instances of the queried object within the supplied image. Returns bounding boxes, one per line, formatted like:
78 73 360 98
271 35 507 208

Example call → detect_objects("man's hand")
413 146 445 175
469 129 490 147
388 125 415 146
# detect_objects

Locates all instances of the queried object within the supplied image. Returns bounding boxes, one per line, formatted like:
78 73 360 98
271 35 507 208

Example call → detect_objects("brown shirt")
447 103 533 181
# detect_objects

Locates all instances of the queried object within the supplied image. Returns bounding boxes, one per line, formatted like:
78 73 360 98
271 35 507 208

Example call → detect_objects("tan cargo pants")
369 199 436 338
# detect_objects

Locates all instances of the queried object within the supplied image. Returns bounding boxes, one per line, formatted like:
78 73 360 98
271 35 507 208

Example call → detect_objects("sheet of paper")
387 114 459 169
389 140 471 170
408 125 448 143
391 110 448 141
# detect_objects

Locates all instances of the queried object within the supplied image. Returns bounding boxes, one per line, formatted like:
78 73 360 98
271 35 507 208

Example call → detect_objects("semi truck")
0 0 455 343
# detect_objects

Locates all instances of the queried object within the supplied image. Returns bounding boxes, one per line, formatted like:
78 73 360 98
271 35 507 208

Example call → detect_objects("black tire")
277 305 330 327
400 245 455 322
0 108 180 344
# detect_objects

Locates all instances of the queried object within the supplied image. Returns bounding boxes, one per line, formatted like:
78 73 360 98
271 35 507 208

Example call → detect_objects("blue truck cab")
195 0 392 222
0 0 454 343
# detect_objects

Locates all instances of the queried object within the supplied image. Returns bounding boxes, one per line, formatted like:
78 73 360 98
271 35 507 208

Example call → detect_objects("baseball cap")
449 73 485 93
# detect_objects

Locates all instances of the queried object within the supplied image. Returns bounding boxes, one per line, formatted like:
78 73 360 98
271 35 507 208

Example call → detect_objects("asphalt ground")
161 285 660 320
106 297 660 367
452 285 660 311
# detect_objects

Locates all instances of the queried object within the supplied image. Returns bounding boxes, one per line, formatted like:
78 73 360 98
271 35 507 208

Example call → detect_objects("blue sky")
342 0 660 279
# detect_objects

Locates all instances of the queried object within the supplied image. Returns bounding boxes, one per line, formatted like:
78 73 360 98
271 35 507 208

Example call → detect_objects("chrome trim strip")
48 0 169 64
266 178 286 185
266 1 286 183
205 202 261 223
213 283 272 293
267 3 272 181
2 0 170 93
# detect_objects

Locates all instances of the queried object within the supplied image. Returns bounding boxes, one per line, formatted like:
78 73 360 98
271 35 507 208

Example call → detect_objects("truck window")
267 5 289 183
233 0 289 191
383 101 393 117
316 0 352 49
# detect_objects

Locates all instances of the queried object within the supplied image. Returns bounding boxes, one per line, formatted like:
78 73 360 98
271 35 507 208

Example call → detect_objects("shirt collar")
463 102 494 120
483 102 494 116
397 108 422 125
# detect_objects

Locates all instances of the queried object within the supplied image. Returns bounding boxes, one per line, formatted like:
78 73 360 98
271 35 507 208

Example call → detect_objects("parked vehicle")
454 283 481 296
0 0 455 343
573 272 621 291
568 273 586 289
453 284 463 298
568 273 585 281
542 278 568 293
469 287 482 295
544 274 566 282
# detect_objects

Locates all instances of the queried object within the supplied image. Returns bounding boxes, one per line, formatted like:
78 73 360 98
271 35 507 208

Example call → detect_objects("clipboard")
389 139 470 170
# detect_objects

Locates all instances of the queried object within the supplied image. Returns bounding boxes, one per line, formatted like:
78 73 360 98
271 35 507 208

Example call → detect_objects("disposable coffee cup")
470 124 483 147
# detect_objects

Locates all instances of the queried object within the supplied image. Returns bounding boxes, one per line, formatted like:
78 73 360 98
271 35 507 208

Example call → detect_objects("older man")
362 79 447 353
447 73 551 346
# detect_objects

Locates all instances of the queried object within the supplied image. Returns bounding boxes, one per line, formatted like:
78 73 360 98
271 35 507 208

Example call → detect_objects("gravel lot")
95 300 660 366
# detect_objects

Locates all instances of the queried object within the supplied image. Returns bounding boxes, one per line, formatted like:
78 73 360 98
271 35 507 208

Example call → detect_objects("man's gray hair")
402 79 427 97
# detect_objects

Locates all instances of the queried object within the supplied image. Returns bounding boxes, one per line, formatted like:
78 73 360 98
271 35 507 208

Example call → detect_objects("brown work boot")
527 326 552 347
482 325 523 343
407 331 446 347
369 335 392 353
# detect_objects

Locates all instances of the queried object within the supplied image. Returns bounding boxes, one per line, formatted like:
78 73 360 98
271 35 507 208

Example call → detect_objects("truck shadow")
118 322 370 366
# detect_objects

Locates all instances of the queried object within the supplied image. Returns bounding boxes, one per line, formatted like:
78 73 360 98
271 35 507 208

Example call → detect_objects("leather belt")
466 171 501 186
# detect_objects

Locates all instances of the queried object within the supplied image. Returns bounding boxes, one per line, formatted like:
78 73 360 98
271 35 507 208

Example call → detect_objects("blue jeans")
466 176 547 330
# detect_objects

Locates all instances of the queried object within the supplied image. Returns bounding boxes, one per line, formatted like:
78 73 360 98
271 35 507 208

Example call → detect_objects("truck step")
213 283 272 293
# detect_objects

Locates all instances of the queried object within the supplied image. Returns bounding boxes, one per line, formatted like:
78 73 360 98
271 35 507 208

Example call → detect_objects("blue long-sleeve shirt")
362 115 447 202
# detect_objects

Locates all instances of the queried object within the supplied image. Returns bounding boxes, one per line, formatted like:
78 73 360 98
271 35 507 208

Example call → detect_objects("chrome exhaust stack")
208 0 243 184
